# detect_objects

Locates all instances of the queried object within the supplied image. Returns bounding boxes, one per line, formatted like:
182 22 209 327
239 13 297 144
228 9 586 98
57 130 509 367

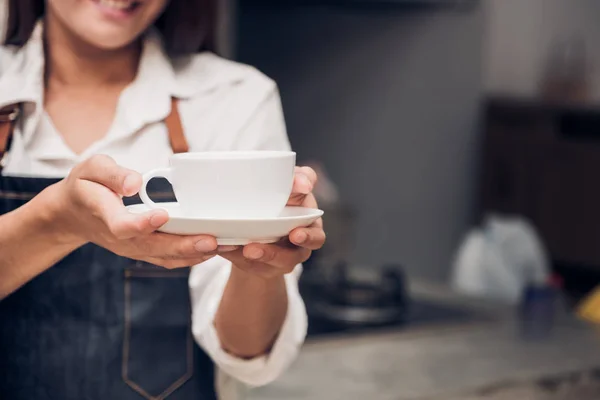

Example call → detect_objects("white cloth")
0 22 307 399
451 214 550 304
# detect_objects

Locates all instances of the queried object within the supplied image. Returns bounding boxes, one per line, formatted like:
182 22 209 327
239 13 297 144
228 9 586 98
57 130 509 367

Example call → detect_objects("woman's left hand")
219 166 325 279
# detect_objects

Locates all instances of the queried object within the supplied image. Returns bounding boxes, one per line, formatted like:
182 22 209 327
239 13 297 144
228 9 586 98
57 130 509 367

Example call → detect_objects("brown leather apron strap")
0 98 189 173
0 104 21 170
165 98 189 154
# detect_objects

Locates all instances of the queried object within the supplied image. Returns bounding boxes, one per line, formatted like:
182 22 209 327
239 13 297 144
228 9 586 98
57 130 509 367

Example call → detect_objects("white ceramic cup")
139 151 296 219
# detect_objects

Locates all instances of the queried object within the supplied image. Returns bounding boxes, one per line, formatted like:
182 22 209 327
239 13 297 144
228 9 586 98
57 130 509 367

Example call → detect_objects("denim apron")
0 100 217 400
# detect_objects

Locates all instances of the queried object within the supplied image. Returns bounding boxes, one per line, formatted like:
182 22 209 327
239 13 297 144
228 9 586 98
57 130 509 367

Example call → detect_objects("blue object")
519 283 559 340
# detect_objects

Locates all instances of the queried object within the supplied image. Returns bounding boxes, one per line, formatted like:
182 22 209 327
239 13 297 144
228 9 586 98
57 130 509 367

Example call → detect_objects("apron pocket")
122 266 193 400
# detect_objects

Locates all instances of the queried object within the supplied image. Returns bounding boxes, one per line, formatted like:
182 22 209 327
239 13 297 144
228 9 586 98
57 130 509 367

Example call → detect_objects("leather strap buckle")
0 107 20 122
0 152 8 169
0 104 22 173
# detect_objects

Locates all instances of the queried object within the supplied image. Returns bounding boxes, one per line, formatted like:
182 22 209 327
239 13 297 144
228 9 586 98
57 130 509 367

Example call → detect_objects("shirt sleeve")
189 85 308 387
189 257 307 387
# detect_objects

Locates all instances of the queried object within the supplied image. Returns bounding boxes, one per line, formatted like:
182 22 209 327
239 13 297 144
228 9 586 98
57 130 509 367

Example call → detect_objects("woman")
0 0 325 399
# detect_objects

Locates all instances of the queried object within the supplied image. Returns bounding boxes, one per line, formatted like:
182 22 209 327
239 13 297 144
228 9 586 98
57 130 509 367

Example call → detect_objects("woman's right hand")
44 155 225 268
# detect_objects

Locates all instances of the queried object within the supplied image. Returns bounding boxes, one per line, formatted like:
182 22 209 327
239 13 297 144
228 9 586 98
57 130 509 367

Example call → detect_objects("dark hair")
5 0 218 55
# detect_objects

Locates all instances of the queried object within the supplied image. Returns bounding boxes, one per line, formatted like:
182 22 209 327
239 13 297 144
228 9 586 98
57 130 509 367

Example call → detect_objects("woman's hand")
214 167 324 358
46 155 225 268
213 167 324 357
220 166 325 278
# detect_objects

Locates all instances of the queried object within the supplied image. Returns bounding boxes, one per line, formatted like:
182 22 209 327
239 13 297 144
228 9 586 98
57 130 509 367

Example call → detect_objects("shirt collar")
116 28 177 135
0 22 44 112
0 20 246 148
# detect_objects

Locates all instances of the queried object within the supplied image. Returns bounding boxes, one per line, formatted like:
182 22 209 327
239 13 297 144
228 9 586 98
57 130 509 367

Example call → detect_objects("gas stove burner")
300 262 491 337
309 262 410 326
311 300 408 326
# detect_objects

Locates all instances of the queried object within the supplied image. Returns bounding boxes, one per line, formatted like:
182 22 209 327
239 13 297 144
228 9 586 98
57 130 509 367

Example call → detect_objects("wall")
237 3 484 281
484 0 600 100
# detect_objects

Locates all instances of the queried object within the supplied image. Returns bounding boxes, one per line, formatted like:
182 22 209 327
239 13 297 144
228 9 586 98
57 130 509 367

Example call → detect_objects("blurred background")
215 0 600 399
2 0 596 398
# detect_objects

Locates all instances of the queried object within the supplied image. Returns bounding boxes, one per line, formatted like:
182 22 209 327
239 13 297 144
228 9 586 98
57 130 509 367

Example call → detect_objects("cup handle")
139 167 173 210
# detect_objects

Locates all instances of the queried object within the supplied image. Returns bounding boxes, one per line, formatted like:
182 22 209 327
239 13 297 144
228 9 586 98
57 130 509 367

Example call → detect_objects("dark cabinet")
480 97 600 269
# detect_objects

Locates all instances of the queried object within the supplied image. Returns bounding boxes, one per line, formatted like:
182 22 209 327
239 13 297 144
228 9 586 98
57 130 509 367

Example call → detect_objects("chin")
78 27 142 51
47 0 160 52
90 36 139 51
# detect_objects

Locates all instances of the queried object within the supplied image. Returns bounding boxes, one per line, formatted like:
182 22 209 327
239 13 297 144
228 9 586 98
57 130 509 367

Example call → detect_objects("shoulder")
171 52 278 103
0 45 22 75
170 53 288 151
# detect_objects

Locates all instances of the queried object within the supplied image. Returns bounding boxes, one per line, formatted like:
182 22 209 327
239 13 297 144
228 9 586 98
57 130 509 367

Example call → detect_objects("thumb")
74 155 141 197
77 177 169 239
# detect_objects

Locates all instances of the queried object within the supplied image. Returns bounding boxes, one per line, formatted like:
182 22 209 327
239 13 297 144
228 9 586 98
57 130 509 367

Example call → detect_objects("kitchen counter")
247 282 600 400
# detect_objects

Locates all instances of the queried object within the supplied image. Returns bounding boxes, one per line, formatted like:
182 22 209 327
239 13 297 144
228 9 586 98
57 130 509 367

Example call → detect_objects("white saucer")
125 203 324 245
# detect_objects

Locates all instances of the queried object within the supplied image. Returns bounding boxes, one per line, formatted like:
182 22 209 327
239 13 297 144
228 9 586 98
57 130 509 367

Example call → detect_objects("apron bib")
0 100 217 400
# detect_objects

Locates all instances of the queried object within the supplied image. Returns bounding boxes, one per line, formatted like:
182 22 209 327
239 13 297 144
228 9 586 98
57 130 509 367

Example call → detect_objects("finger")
104 207 170 239
149 247 237 260
291 166 317 195
242 243 311 269
71 177 169 239
302 192 319 209
240 262 283 278
75 155 142 197
218 250 285 278
132 233 219 258
288 190 320 209
292 172 312 196
289 225 326 250
296 166 318 188
144 255 217 269
192 245 239 258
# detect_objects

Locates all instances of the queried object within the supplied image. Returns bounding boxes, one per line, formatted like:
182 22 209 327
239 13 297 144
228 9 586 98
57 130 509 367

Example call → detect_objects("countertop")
247 281 600 400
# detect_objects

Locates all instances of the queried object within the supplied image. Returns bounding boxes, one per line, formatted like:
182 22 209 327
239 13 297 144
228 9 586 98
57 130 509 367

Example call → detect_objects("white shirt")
0 23 307 400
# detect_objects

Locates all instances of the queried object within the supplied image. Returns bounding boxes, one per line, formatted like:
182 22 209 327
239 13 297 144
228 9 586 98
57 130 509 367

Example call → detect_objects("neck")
43 15 141 88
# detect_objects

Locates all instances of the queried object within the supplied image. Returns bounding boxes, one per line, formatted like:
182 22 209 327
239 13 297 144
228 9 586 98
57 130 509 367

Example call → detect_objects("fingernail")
149 213 165 228
217 245 238 253
295 231 307 244
246 247 264 260
195 238 216 253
